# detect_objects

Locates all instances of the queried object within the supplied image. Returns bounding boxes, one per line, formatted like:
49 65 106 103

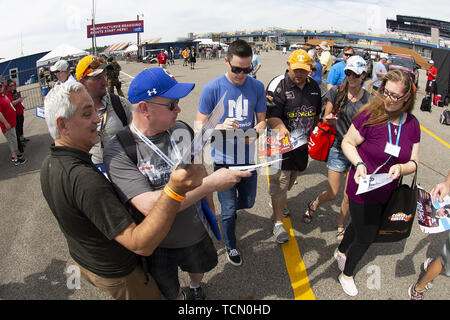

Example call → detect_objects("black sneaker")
189 286 205 300
226 248 242 266
13 157 27 166
11 154 23 161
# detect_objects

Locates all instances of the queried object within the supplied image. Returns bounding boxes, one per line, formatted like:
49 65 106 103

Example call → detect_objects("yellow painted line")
420 125 450 149
266 167 315 300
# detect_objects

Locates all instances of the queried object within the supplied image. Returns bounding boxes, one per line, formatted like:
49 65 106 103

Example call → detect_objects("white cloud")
0 0 448 61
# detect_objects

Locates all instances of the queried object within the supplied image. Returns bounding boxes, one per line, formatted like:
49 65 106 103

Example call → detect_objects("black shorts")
147 235 218 299
426 80 437 94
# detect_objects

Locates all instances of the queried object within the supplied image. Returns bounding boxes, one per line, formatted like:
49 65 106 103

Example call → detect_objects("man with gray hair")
40 81 209 300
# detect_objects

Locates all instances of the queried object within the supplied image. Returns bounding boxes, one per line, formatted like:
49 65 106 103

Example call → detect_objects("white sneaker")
334 249 346 272
338 273 358 297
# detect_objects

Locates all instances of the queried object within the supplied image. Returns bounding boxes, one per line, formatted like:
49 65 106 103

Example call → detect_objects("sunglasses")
145 99 179 111
344 53 354 57
81 56 104 79
381 88 407 102
344 70 362 78
228 61 253 74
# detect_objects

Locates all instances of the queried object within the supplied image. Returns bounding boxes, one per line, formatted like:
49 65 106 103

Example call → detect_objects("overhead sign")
87 20 144 38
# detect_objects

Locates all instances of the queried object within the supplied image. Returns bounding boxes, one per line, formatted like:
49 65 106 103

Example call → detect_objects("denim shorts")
327 146 351 173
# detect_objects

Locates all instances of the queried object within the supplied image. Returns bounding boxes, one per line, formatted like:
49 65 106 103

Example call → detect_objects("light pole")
137 13 144 61
92 0 97 55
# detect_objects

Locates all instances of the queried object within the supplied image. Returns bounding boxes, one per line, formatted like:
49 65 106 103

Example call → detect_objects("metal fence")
17 84 44 111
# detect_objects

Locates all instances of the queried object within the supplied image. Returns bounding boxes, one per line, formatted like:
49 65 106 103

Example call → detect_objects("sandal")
336 226 345 242
303 201 316 224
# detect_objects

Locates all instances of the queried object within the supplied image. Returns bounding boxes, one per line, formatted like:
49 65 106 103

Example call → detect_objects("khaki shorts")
269 170 299 198
75 262 162 300
3 128 18 154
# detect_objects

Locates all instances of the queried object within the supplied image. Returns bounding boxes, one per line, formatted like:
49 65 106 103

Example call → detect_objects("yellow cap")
288 50 311 72
75 55 106 81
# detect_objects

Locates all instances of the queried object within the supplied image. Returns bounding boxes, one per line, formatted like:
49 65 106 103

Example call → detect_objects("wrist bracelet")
163 185 185 202
397 164 403 176
355 161 367 169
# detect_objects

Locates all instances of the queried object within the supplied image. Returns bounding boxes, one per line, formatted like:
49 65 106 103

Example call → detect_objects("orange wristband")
163 185 185 202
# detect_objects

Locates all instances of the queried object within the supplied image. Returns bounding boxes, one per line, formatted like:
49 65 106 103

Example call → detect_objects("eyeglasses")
81 56 104 79
344 70 361 78
343 53 354 57
145 99 179 111
228 61 253 74
381 88 407 102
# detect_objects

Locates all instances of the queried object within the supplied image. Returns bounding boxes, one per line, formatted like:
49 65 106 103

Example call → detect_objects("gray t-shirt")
90 94 133 164
325 85 370 149
103 121 207 249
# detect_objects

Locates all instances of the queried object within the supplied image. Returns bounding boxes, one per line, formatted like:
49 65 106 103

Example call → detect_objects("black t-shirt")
40 146 138 278
266 72 322 171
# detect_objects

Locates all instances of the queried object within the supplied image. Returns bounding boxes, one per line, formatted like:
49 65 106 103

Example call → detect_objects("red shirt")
0 95 17 133
6 91 24 115
157 52 168 64
427 66 437 81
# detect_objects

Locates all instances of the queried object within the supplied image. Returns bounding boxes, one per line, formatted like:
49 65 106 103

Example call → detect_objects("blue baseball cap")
128 68 195 104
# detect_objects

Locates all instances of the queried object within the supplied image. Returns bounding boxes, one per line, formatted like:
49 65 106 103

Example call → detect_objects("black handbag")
374 165 418 243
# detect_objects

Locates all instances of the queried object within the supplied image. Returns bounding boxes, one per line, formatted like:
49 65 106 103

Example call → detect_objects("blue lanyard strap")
372 113 404 174
387 112 404 146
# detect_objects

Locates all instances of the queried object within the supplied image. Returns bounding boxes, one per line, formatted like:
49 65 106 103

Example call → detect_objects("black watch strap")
355 161 367 169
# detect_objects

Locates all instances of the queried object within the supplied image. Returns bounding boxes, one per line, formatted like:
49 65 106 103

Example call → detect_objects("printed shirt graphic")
198 74 266 165
103 122 206 248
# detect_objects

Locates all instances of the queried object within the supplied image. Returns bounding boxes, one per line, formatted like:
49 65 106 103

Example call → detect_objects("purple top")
346 110 421 204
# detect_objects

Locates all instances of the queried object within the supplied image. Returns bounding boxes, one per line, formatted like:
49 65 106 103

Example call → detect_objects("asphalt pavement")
0 50 449 301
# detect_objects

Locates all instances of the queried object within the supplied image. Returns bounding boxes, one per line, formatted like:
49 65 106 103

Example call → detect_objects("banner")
87 20 144 38
417 187 450 234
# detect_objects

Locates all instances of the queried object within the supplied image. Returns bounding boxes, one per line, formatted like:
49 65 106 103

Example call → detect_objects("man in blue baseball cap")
103 67 251 300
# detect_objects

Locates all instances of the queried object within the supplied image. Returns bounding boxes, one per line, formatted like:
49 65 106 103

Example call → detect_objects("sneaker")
268 201 290 217
273 223 289 244
422 258 434 289
13 157 27 166
11 154 23 161
334 249 347 272
408 283 426 300
189 286 205 300
226 248 242 266
338 273 358 297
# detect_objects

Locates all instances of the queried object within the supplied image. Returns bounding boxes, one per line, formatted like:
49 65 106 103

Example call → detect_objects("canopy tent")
124 44 138 53
193 39 228 47
36 43 88 67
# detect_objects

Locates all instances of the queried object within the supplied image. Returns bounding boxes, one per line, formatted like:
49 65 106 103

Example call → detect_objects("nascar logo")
388 212 413 222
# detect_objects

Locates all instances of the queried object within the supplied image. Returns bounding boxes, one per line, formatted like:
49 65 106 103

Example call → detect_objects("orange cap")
76 55 106 81
288 50 311 72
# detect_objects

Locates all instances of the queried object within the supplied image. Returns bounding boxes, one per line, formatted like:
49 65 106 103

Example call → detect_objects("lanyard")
387 112 403 146
373 113 404 174
99 110 107 136
131 122 181 168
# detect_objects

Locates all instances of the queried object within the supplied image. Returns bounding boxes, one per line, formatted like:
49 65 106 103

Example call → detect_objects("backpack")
420 96 431 112
109 93 128 127
440 109 450 125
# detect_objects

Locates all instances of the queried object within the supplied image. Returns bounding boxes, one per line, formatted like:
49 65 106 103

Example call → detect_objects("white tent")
36 43 88 67
193 39 228 47
124 44 138 53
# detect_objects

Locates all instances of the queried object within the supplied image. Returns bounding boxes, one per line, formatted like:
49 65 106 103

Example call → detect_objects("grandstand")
386 15 450 39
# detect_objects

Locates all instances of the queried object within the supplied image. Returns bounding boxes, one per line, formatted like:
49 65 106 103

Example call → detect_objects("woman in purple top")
335 70 421 296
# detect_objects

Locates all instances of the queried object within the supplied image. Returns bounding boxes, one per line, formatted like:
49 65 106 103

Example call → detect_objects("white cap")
380 53 389 59
50 60 69 72
429 60 434 64
345 55 368 75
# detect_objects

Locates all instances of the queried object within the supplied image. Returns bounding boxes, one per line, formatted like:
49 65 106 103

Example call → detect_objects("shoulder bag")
374 161 418 243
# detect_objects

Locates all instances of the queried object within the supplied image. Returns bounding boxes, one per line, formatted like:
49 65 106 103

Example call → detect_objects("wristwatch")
355 161 367 169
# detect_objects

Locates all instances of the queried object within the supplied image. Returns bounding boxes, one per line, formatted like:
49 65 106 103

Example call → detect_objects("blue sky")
0 0 448 61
